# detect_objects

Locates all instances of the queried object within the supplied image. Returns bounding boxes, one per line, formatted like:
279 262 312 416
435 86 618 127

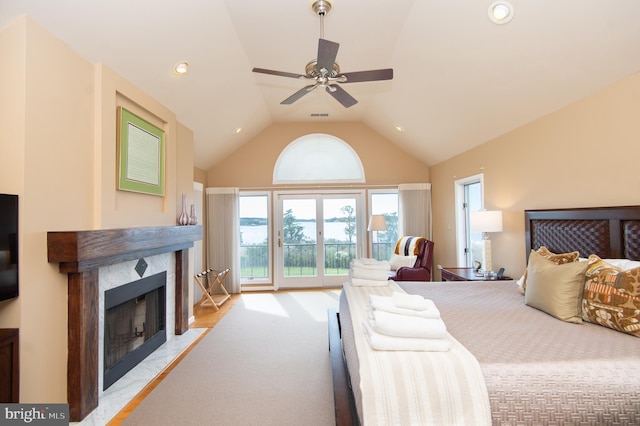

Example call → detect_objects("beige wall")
194 167 207 185
0 13 26 329
96 66 183 228
0 17 195 403
0 17 96 402
431 72 640 280
207 122 430 187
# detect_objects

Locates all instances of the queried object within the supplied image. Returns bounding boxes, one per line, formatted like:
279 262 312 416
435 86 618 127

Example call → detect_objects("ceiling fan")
252 0 393 108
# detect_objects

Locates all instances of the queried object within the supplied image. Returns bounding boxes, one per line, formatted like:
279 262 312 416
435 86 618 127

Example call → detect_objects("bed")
328 206 640 425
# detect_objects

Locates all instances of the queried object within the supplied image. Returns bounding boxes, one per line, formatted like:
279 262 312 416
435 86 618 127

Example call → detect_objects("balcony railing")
240 244 269 278
241 242 367 278
372 242 394 261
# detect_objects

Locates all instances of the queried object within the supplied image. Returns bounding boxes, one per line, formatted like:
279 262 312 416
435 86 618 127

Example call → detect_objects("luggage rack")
194 268 231 311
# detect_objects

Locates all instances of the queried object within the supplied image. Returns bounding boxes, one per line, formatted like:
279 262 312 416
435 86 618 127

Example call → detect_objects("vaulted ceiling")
2 0 640 170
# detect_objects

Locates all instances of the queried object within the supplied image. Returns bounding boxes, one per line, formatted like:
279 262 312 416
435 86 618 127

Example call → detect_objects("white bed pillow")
389 254 416 271
601 258 640 270
516 274 526 294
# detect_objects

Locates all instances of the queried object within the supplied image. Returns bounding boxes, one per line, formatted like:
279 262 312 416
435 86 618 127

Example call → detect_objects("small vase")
189 204 198 225
178 193 189 225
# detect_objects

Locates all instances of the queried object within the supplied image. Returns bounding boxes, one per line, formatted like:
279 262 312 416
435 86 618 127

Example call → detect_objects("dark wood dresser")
0 328 19 402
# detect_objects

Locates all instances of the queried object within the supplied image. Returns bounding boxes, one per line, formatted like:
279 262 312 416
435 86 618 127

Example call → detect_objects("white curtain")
398 183 432 240
205 187 241 293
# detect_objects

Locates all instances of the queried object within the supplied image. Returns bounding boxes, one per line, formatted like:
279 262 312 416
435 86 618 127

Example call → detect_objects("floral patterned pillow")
519 246 580 294
582 255 640 337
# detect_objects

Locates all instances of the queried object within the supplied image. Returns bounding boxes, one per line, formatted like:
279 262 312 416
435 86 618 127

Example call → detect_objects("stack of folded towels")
349 258 390 287
363 291 451 351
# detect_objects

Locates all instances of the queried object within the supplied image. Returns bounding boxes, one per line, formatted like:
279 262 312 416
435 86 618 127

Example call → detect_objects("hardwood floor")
107 294 241 425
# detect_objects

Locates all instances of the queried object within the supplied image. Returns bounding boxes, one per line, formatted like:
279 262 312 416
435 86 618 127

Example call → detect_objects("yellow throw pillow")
524 250 587 323
583 255 640 337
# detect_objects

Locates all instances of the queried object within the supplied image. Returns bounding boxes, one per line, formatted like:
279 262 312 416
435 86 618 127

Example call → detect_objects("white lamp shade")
367 215 387 231
470 210 503 233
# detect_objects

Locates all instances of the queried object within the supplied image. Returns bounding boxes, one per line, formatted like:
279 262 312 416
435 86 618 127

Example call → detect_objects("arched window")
273 133 365 184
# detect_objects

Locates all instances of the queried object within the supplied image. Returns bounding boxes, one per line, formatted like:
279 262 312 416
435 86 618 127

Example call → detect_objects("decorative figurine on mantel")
178 193 189 225
189 204 198 225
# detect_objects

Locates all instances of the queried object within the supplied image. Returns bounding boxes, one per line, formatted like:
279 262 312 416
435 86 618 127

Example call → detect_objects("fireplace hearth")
103 271 166 390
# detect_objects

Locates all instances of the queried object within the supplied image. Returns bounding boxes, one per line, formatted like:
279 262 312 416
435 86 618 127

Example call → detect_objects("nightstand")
439 267 511 282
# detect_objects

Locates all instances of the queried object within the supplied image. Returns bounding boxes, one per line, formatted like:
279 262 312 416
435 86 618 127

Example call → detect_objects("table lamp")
469 210 503 273
367 215 387 259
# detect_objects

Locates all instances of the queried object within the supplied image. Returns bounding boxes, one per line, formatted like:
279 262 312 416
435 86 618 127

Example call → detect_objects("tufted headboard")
525 206 640 261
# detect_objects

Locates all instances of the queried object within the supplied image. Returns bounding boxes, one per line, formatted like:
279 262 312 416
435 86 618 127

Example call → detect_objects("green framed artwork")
117 107 165 196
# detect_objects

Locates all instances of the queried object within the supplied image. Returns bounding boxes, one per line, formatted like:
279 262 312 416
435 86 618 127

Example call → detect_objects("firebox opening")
103 271 167 390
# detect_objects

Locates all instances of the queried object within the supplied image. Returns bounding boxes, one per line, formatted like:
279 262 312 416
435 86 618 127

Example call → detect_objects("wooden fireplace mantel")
47 225 202 273
47 225 202 422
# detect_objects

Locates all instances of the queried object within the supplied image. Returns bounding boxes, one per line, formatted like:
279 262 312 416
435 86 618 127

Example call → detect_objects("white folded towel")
351 277 389 287
362 321 451 352
350 266 389 281
370 310 447 339
351 258 391 271
392 291 433 311
369 294 440 319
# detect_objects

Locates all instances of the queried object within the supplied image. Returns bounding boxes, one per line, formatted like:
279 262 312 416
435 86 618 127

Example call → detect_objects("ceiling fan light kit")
252 0 393 108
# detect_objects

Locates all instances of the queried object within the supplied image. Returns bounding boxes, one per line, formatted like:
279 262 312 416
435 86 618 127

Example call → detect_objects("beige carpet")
123 289 341 426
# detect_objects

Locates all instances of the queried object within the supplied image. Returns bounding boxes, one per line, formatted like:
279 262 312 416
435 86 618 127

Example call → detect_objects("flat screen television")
0 194 18 302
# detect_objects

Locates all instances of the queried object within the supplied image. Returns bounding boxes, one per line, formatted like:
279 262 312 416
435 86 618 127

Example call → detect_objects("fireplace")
47 225 202 422
103 271 167 390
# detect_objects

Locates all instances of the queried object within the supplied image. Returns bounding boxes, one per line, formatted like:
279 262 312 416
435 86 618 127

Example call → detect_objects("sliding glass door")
275 191 365 289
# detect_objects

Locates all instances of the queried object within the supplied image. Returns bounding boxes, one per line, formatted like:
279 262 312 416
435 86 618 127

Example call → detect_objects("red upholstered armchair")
388 237 435 282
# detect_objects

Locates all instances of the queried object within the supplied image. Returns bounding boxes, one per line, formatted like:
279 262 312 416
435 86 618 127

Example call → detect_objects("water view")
240 221 356 244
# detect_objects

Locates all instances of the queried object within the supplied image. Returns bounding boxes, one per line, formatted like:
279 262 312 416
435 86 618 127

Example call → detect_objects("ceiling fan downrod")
310 0 333 38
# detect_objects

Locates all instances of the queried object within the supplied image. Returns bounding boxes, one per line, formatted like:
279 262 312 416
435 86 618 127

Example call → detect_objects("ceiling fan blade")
317 39 340 74
326 85 358 108
340 69 394 83
252 67 306 79
281 85 317 105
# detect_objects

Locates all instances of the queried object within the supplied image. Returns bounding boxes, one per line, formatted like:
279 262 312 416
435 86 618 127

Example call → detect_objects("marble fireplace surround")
47 225 202 422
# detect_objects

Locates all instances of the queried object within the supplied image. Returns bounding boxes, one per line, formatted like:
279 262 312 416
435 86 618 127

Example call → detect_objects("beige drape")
398 183 432 240
205 187 241 293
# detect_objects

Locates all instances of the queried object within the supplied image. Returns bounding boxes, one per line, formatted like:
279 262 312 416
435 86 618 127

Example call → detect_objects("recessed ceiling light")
488 1 514 24
173 61 189 75
394 124 405 133
233 127 243 134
